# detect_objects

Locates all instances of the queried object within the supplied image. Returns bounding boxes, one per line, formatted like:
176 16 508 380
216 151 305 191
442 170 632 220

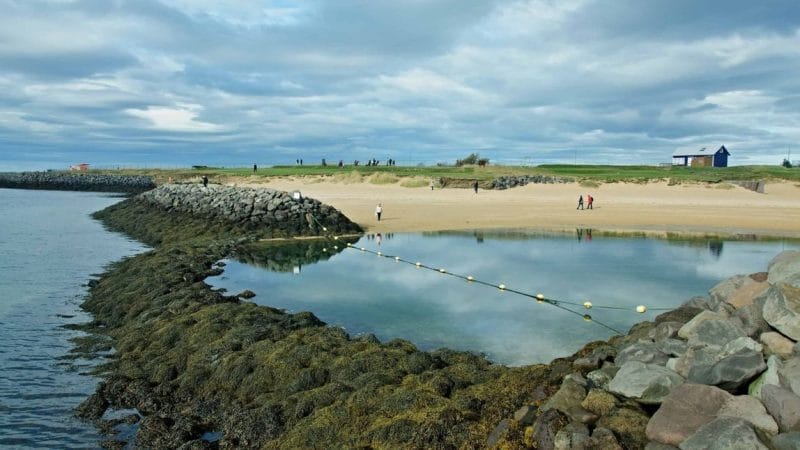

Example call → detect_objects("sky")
1 0 799 170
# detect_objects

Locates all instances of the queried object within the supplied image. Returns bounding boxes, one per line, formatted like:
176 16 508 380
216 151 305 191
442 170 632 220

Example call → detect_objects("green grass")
88 163 800 185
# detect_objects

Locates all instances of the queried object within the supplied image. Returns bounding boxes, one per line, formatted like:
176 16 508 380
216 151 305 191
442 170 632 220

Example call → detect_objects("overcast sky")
1 0 799 170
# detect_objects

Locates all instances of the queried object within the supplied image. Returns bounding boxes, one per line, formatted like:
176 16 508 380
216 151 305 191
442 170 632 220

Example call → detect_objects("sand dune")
228 177 800 238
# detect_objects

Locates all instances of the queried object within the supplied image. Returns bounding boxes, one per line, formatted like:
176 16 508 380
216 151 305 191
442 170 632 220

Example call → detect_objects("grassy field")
92 163 800 185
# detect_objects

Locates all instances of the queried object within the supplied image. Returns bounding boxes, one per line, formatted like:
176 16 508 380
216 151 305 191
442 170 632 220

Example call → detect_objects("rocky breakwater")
489 250 800 449
490 175 574 190
0 171 156 193
136 183 361 237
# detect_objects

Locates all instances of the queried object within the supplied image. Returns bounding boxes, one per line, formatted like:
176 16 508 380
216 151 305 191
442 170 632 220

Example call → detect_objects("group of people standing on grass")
576 194 594 210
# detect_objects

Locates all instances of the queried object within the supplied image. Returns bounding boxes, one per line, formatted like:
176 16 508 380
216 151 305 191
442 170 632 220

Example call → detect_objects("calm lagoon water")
0 189 146 449
210 231 798 366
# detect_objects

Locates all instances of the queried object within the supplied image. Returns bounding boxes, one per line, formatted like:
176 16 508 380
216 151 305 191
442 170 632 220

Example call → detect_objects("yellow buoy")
636 305 647 313
439 268 447 273
322 248 327 252
499 284 506 290
583 314 592 322
536 293 545 303
466 276 474 282
377 252 382 256
347 243 352 247
360 247 365 251
583 301 592 309
415 262 421 267
394 256 400 261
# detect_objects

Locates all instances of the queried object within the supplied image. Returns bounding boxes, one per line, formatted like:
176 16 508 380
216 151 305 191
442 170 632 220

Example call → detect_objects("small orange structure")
69 163 90 171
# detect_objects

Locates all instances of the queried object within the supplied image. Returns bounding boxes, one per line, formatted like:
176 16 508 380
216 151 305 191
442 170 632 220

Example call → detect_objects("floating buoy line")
310 218 672 336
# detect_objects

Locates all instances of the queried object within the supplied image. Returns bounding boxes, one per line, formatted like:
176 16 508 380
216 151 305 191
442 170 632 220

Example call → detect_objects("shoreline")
70 184 800 448
228 177 800 238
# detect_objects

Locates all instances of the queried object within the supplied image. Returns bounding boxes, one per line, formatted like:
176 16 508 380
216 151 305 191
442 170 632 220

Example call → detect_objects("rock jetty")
0 171 156 193
487 250 800 449
490 175 574 190
135 183 361 237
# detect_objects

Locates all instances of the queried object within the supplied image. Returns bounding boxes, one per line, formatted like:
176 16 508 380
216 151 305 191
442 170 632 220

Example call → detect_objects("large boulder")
779 356 800 397
770 432 800 450
710 274 768 310
608 361 684 405
718 394 779 435
763 284 800 341
761 332 797 357
615 341 671 366
761 385 800 433
679 417 768 450
768 251 800 287
646 384 732 446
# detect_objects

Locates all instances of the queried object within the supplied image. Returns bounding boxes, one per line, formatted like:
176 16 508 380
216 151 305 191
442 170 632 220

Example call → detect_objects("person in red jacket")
587 194 594 210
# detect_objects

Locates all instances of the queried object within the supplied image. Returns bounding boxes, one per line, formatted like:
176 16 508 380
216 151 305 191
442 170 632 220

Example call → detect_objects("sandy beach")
228 177 800 238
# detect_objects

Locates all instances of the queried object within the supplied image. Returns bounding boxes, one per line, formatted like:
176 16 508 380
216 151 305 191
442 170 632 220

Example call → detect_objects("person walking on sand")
202 175 208 187
577 195 584 210
587 194 593 210
473 180 479 194
375 203 383 221
253 163 257 173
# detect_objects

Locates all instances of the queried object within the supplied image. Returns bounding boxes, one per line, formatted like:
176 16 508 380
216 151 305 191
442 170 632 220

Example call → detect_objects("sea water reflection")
209 231 797 366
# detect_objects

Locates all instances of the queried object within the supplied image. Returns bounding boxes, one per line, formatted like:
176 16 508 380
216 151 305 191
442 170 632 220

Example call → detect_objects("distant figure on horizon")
202 175 208 187
473 180 479 194
375 203 383 221
430 180 435 190
253 163 257 173
587 194 593 210
577 195 584 210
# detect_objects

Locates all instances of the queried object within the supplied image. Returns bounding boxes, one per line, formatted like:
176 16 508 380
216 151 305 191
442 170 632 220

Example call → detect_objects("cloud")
1 0 799 168
124 104 226 132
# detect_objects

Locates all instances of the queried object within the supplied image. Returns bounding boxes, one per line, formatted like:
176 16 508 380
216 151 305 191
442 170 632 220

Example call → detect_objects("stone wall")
135 183 361 236
0 171 156 193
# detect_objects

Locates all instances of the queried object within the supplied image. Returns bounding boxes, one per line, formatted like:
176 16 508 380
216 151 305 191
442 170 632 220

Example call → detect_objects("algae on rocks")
77 189 559 449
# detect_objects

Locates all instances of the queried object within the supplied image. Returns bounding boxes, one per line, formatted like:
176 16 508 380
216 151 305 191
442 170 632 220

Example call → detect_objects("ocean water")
0 189 146 449
209 231 798 366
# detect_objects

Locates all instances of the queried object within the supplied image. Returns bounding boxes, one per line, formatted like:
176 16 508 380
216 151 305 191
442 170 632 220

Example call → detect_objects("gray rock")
554 422 589 450
646 383 732 446
780 356 800 396
762 384 800 432
731 292 770 338
616 341 671 366
587 363 619 390
686 318 746 347
691 348 766 391
768 251 800 287
573 345 616 370
718 394 779 435
650 322 684 341
531 409 569 450
678 311 729 339
679 417 768 450
608 361 684 404
587 426 622 450
763 284 800 341
682 296 712 310
762 332 797 357
542 376 587 415
771 432 800 450
657 339 688 357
